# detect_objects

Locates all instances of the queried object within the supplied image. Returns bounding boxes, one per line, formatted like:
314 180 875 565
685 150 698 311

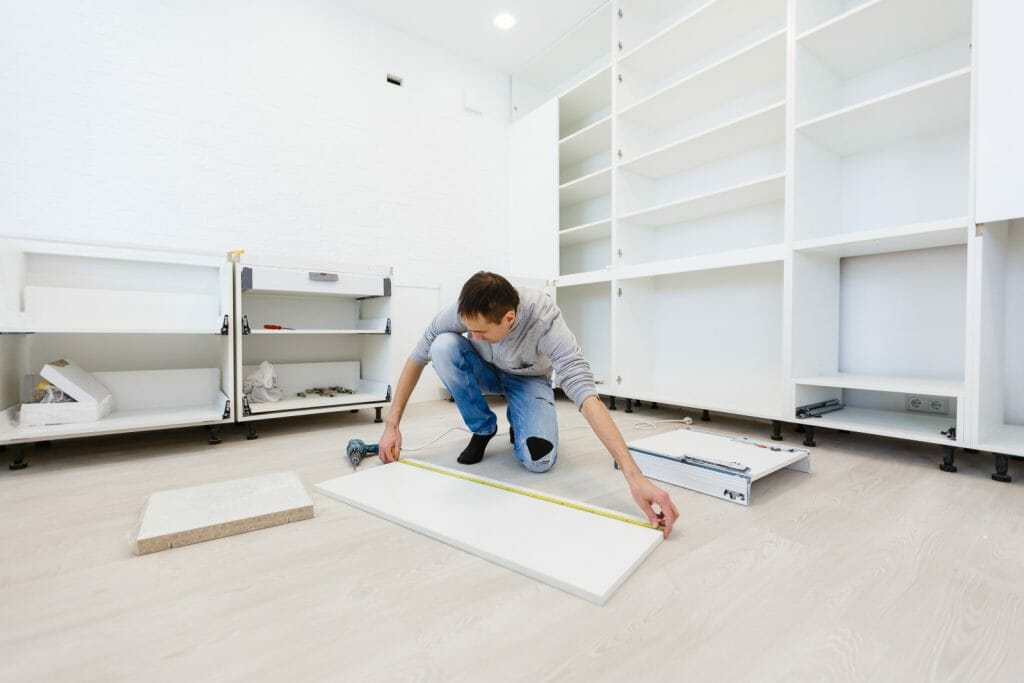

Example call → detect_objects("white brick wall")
0 1 515 404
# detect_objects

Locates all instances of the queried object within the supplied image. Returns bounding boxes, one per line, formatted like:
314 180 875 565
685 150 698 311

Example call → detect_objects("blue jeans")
430 333 558 473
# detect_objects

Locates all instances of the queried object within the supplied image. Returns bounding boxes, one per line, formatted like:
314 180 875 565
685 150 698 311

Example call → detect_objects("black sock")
458 428 496 465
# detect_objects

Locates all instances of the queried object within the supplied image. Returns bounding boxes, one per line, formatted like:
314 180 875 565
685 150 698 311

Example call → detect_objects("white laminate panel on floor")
314 460 662 605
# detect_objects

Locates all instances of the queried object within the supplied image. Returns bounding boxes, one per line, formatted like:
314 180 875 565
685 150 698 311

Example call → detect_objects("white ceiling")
338 0 609 75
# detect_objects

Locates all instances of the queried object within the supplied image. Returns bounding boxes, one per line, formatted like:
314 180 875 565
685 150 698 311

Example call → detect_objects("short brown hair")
458 272 520 324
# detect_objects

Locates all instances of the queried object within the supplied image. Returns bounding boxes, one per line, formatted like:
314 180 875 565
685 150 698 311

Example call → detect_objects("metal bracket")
220 315 229 335
386 385 393 402
942 425 957 441
242 315 251 335
385 318 392 335
222 400 231 420
242 396 252 416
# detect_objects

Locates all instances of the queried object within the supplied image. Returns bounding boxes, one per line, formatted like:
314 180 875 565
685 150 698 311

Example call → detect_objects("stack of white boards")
315 460 663 605
627 428 811 506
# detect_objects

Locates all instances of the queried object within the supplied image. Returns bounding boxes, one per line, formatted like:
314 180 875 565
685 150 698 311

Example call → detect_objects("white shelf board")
795 406 960 446
619 173 785 227
621 101 785 178
555 270 613 287
796 68 971 155
0 400 228 445
0 327 223 335
248 391 390 414
795 374 964 397
559 66 612 132
620 0 786 80
619 29 786 130
248 328 388 335
798 0 972 79
559 220 612 247
241 402 390 423
978 425 1024 458
559 116 611 167
559 167 612 206
616 244 786 280
793 218 969 257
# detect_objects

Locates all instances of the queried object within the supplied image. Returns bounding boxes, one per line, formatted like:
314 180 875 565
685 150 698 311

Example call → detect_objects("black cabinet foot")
246 423 259 440
625 398 634 413
608 396 617 411
651 402 659 409
771 420 783 441
35 441 51 449
207 426 222 445
940 445 957 473
9 446 27 470
374 407 383 424
992 453 1011 483
802 425 816 448
701 409 710 421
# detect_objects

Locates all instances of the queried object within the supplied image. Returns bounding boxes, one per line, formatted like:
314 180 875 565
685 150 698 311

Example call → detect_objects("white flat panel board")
629 428 811 480
975 0 1024 223
314 460 662 605
136 471 314 555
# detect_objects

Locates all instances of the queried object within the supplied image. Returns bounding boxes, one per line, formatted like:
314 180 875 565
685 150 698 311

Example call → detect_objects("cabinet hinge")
385 317 392 335
242 396 252 416
242 315 251 335
220 315 229 335
386 385 393 402
222 400 231 420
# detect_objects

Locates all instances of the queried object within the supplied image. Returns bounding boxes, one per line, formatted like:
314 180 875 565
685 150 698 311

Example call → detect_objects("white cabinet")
234 258 392 437
521 0 1021 474
0 240 234 465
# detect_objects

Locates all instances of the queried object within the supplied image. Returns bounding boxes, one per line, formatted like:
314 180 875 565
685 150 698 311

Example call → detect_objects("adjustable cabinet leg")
940 445 957 473
608 396 617 411
247 423 259 441
625 398 634 414
992 453 1012 483
207 426 222 445
772 420 783 442
802 425 816 448
9 446 27 471
36 441 51 449
350 409 358 414
375 407 383 424
651 402 659 409
702 409 710 422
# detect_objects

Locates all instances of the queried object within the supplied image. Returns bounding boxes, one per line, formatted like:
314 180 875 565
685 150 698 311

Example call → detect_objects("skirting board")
314 460 663 605
135 471 314 555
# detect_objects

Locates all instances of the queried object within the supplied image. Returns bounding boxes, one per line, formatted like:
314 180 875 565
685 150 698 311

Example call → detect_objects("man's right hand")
379 423 402 463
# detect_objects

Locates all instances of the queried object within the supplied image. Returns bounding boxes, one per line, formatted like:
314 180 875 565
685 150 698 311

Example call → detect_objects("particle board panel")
135 471 314 555
314 460 663 605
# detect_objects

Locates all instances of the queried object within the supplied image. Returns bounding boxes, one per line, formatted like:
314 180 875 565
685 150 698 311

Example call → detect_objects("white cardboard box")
18 360 114 426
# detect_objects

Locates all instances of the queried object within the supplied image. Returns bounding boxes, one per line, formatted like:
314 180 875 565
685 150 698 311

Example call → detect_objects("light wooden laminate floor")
1 399 1022 682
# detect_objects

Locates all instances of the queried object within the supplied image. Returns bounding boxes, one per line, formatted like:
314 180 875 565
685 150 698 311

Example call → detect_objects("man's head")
458 272 520 343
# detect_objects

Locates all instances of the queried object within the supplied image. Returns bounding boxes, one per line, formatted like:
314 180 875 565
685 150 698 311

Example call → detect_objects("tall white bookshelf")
513 0 1022 478
0 240 235 469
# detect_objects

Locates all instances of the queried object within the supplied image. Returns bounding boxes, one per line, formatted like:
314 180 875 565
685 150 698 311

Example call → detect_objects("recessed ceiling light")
493 12 517 30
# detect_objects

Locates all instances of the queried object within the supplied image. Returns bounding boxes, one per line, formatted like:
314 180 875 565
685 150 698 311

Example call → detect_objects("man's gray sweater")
410 287 598 408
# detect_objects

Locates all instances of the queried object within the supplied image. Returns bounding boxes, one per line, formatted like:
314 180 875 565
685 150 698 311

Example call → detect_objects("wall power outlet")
906 395 950 415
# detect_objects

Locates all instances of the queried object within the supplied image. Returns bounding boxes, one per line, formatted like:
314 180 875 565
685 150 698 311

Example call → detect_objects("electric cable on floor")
400 413 693 451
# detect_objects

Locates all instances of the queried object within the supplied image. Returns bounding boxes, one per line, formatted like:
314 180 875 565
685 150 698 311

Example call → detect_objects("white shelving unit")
0 240 234 465
530 0 1022 477
234 259 392 437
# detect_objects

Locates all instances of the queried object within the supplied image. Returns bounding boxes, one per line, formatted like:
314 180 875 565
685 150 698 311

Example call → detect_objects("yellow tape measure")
398 459 662 531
